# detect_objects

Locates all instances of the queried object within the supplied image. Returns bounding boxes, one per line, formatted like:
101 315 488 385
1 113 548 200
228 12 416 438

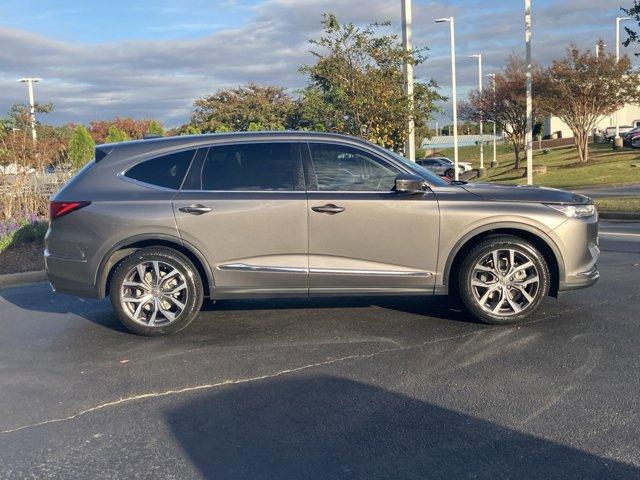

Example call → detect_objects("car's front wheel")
458 236 550 324
445 168 455 179
109 247 203 336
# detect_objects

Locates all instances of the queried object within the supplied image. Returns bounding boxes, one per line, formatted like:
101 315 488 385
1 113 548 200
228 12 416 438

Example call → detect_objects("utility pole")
401 0 416 162
468 54 484 175
435 17 459 181
18 77 42 143
615 17 630 145
524 0 533 185
487 73 498 168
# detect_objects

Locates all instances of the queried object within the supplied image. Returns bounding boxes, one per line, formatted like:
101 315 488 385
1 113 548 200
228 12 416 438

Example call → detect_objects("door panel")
174 192 308 293
307 191 439 292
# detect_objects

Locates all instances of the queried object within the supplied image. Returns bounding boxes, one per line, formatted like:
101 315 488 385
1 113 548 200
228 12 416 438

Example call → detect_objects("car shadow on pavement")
0 284 129 333
0 283 479 335
203 296 479 324
166 375 638 480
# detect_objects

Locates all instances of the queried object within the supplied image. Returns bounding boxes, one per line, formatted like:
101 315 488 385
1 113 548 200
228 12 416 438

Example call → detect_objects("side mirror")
394 173 425 194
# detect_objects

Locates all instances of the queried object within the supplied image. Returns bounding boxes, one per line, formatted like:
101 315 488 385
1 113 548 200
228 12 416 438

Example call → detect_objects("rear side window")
125 149 195 190
198 142 301 191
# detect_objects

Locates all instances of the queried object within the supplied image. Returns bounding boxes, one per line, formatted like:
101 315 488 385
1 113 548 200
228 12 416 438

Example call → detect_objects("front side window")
125 149 195 190
309 143 399 192
199 142 300 191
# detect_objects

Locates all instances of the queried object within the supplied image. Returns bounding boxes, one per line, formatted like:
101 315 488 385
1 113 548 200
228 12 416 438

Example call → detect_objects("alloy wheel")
120 260 188 327
470 248 540 316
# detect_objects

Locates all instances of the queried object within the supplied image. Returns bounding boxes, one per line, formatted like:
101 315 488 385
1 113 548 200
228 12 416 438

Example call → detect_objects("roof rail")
143 134 163 140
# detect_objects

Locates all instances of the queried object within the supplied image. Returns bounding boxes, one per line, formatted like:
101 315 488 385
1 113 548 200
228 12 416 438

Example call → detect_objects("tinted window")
199 143 300 191
125 149 194 189
309 143 399 192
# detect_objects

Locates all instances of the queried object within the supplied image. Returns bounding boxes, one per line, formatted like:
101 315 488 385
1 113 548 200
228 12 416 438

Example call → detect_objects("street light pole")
486 73 498 168
18 77 42 143
435 17 459 181
468 53 484 175
615 17 630 141
401 0 416 162
524 0 533 185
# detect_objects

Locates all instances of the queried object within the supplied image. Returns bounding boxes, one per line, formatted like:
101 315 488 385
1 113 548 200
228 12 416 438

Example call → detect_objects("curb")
599 212 640 220
0 270 47 289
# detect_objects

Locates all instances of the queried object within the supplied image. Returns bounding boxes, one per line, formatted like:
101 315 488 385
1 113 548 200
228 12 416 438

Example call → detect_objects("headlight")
545 203 596 218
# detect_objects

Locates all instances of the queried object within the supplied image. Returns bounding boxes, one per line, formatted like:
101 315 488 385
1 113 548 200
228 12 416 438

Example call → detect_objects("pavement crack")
0 327 495 436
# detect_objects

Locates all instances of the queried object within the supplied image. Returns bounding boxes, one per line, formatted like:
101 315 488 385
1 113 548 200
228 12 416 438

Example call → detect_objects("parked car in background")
46 132 599 335
417 158 465 178
622 128 640 148
605 125 633 142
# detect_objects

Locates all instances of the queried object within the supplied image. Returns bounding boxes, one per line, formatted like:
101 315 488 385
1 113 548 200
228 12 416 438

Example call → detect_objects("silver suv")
46 132 599 335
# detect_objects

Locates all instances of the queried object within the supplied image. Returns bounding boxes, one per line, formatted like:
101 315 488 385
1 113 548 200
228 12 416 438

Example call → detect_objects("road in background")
572 184 640 198
0 221 638 478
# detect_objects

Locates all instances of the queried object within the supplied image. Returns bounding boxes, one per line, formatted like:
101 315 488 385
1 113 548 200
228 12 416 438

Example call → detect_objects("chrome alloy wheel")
120 260 188 327
470 248 540 316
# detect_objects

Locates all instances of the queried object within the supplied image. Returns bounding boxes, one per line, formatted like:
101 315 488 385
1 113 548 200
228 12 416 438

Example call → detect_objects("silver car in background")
417 157 466 178
46 132 599 335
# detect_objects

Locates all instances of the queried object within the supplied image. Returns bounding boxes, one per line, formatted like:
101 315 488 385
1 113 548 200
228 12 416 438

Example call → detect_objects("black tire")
457 235 550 325
445 168 455 179
109 247 203 336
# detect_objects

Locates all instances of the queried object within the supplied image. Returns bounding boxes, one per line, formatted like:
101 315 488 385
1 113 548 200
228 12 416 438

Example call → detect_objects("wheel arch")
96 234 214 299
444 223 564 298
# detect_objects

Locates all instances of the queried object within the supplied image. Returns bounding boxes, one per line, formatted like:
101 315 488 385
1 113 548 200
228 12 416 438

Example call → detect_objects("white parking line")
600 232 640 238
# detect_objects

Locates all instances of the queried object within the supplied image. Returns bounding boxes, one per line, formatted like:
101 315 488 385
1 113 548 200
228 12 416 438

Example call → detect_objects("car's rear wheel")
109 247 203 336
458 236 550 324
445 168 455 179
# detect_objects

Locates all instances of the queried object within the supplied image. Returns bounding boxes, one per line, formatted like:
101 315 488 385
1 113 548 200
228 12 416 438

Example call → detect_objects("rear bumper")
45 250 100 299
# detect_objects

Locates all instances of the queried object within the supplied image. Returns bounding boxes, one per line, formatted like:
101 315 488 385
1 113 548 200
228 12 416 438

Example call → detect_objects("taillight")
49 201 90 220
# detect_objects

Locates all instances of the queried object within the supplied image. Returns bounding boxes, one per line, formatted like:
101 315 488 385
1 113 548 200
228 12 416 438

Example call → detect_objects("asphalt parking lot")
0 220 639 479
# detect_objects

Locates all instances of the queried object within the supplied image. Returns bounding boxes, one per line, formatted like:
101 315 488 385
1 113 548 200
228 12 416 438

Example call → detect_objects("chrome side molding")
218 263 308 274
218 263 432 277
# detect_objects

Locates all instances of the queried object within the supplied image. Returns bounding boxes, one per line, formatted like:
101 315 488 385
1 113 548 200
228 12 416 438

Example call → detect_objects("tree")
460 55 542 169
190 83 294 132
105 125 130 143
537 45 639 163
297 13 443 151
67 125 95 170
89 118 155 143
623 2 640 52
146 120 164 136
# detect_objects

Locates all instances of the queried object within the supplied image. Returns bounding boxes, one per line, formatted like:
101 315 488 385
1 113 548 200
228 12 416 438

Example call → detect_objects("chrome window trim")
218 263 432 277
117 172 179 192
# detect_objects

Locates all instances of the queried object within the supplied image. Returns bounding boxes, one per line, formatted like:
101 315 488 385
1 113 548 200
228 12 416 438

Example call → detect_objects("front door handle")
311 204 345 215
178 204 212 215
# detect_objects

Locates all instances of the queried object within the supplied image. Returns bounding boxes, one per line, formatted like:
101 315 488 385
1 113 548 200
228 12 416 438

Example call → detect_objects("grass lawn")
595 196 640 213
465 143 640 189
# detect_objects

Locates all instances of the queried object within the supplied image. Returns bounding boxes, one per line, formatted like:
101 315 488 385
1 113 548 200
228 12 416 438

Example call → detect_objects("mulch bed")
0 242 45 275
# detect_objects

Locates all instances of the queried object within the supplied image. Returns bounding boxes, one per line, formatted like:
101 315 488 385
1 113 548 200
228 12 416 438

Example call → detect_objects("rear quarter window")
125 149 195 190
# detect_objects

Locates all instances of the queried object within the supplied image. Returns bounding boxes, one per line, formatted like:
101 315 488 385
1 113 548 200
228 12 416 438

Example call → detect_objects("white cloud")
0 0 637 126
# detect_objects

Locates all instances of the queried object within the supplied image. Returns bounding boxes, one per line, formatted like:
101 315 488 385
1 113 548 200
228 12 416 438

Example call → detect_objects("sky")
0 0 638 127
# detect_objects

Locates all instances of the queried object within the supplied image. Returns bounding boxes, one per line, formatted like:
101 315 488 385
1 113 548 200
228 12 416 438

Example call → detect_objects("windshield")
383 149 449 186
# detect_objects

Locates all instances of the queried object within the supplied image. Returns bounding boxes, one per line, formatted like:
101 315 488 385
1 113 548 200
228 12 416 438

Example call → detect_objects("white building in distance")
543 103 640 138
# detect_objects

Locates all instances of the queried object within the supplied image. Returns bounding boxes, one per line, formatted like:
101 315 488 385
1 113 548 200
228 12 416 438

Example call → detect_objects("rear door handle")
311 204 345 215
178 204 212 215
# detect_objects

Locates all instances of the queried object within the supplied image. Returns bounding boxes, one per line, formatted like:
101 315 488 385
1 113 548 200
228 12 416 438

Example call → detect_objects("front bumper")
553 213 600 293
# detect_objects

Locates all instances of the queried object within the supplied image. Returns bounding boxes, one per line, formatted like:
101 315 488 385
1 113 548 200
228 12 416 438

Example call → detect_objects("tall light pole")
435 17 459 181
18 77 42 143
468 53 484 175
401 0 416 162
486 73 498 168
615 17 631 142
524 0 533 185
